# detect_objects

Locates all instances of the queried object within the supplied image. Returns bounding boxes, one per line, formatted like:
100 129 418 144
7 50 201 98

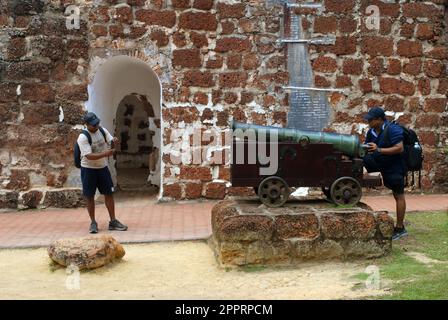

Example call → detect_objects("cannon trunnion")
230 122 382 207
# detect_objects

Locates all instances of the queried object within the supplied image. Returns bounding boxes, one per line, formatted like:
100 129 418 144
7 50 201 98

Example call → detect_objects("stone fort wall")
0 0 447 209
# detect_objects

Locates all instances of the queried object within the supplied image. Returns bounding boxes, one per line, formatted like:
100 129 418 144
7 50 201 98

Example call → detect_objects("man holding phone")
363 107 407 240
77 112 128 234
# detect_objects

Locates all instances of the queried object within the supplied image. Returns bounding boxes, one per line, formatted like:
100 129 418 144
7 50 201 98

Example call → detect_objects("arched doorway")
85 55 162 198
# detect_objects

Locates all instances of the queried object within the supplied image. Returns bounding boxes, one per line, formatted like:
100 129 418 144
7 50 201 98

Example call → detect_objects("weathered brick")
173 32 187 47
315 75 331 88
384 96 405 112
221 21 235 35
185 183 202 198
359 79 373 93
151 29 169 47
162 106 199 123
179 166 212 181
224 92 238 104
418 78 431 96
424 98 447 113
136 9 176 28
312 56 337 73
428 47 448 60
418 131 438 146
179 11 217 31
219 72 248 88
397 40 423 58
91 25 108 37
243 53 260 70
424 60 445 78
339 17 358 33
5 61 50 81
226 54 242 69
172 0 191 9
109 24 124 38
400 23 415 38
183 71 215 87
403 3 443 19
193 92 208 105
163 183 182 199
22 84 55 102
416 24 435 40
173 49 202 68
361 36 394 57
193 0 214 10
217 2 246 18
403 58 422 76
314 16 337 34
387 59 401 75
116 6 133 24
275 214 319 240
205 182 227 199
190 32 208 48
368 57 384 76
67 39 89 59
325 0 355 13
7 37 26 59
379 77 415 96
22 105 60 125
240 91 254 105
415 114 441 128
343 59 363 75
59 84 88 101
438 79 448 95
336 76 352 88
215 37 251 52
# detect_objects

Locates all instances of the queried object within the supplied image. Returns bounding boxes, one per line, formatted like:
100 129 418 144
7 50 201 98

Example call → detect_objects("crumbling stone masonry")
0 0 447 210
210 200 394 266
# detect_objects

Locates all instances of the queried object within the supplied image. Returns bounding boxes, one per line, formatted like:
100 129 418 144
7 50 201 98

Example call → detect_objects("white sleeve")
103 127 114 144
77 134 92 157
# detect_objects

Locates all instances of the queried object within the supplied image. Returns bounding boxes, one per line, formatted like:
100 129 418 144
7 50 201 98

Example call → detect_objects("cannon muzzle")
232 121 366 158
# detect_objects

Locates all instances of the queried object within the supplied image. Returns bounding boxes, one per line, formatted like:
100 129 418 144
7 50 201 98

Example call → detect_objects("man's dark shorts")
382 172 405 195
81 166 114 198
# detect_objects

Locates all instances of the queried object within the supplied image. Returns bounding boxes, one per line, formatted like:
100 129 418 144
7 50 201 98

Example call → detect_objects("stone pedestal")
210 200 394 267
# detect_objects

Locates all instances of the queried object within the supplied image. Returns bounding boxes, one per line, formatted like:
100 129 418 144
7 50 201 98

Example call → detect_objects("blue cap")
83 112 100 126
363 107 385 121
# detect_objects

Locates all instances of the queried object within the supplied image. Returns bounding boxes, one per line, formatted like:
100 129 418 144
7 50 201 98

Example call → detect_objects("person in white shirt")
77 112 128 234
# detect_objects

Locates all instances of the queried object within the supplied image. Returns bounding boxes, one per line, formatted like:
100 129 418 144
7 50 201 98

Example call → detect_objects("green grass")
357 212 448 299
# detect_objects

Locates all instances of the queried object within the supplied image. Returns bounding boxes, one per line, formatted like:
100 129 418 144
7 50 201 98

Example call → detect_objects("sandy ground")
0 241 389 300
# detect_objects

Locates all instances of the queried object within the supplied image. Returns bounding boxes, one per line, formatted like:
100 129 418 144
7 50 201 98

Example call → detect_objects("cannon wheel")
258 176 290 207
330 177 362 206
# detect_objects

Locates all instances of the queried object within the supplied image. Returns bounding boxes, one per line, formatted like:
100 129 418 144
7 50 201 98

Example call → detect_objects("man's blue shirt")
364 121 406 174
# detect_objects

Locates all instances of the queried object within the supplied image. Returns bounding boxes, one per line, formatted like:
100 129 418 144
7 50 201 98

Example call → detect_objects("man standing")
363 107 408 240
78 112 128 234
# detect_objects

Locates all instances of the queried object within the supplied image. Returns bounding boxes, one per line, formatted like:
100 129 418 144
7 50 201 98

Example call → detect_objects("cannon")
231 122 382 207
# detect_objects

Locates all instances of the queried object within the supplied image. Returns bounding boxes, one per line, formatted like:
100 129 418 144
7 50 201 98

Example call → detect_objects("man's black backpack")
384 121 424 187
74 127 107 168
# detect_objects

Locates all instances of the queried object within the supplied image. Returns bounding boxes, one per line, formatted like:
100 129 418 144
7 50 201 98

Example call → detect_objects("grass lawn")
355 211 448 299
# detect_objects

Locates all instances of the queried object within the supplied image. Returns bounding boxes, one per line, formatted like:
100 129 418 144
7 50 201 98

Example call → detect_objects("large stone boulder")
48 235 125 270
210 200 394 267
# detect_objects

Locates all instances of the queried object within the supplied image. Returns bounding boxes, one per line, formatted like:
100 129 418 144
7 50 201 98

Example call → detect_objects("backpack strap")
382 121 394 147
81 130 92 145
98 126 108 143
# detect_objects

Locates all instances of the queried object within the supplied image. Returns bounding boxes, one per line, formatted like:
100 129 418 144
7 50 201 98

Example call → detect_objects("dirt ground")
0 241 390 300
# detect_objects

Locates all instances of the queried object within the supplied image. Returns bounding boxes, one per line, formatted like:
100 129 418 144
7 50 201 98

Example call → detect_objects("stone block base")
210 200 394 267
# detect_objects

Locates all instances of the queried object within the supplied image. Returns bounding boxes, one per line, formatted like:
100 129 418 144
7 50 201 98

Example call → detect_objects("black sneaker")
89 221 98 234
392 227 408 240
109 219 128 231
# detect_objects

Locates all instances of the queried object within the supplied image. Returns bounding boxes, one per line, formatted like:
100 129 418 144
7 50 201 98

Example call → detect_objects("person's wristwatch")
377 148 381 154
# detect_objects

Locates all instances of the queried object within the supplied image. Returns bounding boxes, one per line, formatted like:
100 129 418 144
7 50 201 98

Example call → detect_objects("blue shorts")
80 166 114 198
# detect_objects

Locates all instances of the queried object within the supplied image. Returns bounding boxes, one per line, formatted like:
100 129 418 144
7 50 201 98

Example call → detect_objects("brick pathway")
0 193 446 249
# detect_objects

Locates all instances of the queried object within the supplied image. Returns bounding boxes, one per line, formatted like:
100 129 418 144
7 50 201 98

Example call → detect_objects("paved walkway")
0 193 446 249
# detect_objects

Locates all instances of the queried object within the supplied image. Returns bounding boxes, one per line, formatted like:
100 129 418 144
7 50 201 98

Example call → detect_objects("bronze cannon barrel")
232 121 366 158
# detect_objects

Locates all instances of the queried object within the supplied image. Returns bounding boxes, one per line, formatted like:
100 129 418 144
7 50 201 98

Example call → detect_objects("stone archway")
85 55 163 198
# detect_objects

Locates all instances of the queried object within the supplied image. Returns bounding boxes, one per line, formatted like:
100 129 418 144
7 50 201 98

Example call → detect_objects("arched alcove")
85 55 162 198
